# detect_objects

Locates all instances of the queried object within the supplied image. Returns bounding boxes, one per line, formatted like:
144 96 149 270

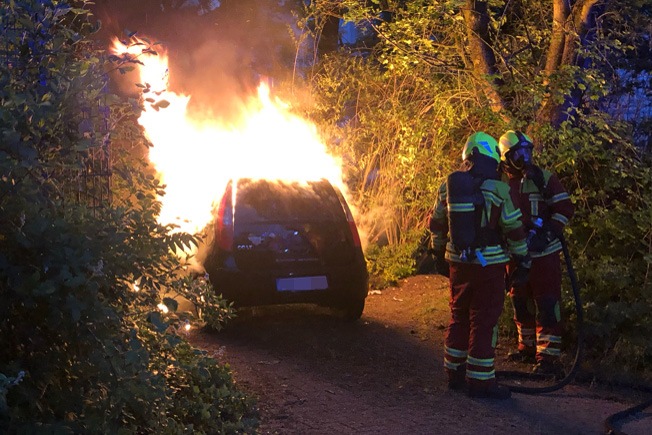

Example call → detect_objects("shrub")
0 1 257 432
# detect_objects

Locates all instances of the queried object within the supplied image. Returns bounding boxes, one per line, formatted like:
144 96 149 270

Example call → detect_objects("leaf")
65 275 86 288
73 139 94 151
152 100 170 109
163 297 179 313
147 311 168 333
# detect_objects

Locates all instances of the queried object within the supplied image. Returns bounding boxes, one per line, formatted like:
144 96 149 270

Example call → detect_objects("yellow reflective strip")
467 356 494 367
467 369 496 381
537 347 561 356
447 252 510 265
483 190 501 206
552 213 569 225
445 346 468 358
531 240 562 258
550 192 570 203
530 193 544 201
448 203 475 212
444 359 462 370
531 199 539 216
502 208 522 221
507 240 529 257
538 334 562 343
481 245 503 254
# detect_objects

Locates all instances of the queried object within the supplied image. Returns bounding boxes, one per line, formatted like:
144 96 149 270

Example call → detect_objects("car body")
202 178 369 320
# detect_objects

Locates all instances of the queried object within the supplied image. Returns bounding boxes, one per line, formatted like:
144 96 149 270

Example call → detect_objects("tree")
0 1 257 431
302 1 652 378
464 0 634 136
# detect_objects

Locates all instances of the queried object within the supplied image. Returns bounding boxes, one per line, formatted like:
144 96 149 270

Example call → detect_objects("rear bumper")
210 265 369 307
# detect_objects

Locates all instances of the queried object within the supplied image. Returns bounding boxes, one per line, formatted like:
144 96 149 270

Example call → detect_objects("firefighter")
498 130 574 377
430 132 530 399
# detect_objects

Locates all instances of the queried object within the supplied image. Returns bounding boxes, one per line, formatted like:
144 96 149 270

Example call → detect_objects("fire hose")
496 233 584 394
496 234 652 435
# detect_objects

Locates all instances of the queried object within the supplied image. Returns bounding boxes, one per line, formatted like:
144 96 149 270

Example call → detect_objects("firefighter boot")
506 348 536 364
532 359 565 380
446 365 466 391
467 380 512 400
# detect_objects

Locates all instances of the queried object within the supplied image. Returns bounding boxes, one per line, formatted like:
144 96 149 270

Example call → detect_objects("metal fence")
1 7 112 210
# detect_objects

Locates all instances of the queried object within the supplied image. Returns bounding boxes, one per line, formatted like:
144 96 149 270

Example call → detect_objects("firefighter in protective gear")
498 130 574 377
430 132 530 399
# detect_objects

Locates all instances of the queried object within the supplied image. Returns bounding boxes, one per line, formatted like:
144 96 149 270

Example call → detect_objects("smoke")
94 0 302 119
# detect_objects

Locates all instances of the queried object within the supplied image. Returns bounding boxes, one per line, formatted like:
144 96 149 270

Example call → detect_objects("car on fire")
202 178 369 320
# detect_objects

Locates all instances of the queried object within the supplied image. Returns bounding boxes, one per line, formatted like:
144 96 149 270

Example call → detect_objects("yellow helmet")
498 130 534 169
462 132 500 164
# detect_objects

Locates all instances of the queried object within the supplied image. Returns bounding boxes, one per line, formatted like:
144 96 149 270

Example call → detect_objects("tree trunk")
544 0 572 76
463 1 506 115
537 0 603 128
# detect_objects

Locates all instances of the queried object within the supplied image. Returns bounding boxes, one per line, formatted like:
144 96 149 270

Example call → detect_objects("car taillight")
215 183 233 251
348 219 362 247
336 189 362 248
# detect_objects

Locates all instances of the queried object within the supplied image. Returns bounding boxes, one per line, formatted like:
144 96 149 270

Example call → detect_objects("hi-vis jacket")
430 178 528 265
503 169 574 258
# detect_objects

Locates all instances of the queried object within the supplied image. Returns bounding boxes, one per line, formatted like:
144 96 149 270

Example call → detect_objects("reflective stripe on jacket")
429 178 528 265
504 170 574 259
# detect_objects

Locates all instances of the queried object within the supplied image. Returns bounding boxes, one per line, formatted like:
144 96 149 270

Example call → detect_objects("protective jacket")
429 178 528 264
503 167 574 363
432 173 528 390
503 169 574 258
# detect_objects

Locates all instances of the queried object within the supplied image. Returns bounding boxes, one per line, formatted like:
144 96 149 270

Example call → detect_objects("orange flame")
111 38 347 248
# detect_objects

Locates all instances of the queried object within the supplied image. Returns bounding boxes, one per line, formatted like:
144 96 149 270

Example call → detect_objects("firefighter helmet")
498 130 534 169
462 132 500 164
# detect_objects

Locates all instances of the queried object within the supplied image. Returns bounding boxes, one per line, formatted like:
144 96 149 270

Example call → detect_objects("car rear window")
235 179 344 223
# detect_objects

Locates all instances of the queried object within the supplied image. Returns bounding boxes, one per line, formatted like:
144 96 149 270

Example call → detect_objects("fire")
111 37 346 248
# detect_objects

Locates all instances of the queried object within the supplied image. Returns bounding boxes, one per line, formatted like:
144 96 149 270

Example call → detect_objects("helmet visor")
507 146 533 169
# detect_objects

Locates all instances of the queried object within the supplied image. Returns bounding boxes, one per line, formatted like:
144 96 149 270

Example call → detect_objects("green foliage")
169 275 237 331
304 0 652 383
302 3 503 287
365 234 419 289
535 116 652 379
0 1 257 432
508 11 652 379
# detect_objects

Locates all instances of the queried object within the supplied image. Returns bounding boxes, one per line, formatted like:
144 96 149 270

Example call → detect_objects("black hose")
497 233 584 394
604 396 652 435
498 236 652 435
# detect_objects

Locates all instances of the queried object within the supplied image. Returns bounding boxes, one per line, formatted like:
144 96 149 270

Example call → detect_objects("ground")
188 275 651 435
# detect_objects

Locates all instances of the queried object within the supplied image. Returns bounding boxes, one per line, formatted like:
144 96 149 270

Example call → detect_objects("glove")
509 255 531 289
527 228 552 252
527 222 558 253
434 249 450 278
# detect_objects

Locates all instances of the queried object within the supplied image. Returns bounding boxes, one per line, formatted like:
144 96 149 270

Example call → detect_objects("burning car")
202 178 369 320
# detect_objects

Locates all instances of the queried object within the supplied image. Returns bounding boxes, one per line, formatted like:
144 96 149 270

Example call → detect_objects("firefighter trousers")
444 262 506 386
508 252 563 362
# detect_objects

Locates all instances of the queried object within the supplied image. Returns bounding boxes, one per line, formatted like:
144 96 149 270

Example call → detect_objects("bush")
304 1 652 383
536 117 652 381
0 1 257 432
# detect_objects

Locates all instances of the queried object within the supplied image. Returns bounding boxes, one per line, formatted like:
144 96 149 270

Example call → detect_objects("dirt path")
188 275 650 434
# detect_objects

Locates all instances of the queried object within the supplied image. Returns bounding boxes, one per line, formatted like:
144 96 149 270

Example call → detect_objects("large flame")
111 38 346 246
